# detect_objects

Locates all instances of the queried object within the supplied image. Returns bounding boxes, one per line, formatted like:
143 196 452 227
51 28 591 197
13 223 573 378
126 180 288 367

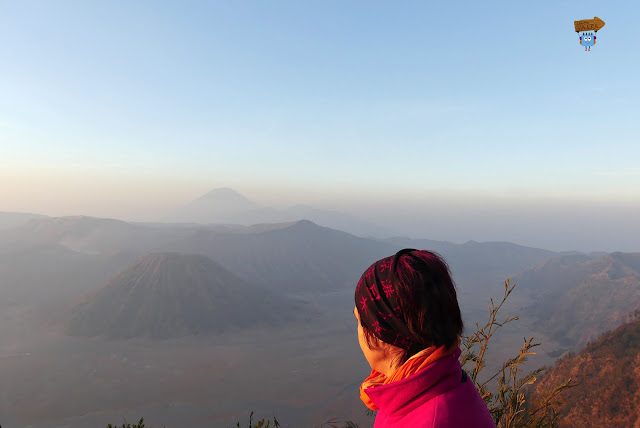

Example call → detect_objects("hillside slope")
532 319 640 427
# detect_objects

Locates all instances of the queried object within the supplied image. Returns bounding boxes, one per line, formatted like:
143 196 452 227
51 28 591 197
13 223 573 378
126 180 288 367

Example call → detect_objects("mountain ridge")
519 252 640 348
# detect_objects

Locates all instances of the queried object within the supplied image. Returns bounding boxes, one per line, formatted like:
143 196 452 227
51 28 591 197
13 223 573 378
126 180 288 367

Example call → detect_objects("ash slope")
67 253 316 339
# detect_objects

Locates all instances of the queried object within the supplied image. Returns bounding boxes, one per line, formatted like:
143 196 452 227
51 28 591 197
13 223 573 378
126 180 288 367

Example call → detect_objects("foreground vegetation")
106 418 146 428
106 279 575 428
459 279 575 427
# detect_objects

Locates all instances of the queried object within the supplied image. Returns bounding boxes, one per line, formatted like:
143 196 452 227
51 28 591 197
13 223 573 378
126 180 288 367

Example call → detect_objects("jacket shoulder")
431 381 495 427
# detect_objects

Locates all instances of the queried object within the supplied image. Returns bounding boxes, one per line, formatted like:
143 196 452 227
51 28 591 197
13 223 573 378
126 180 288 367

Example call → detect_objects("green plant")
230 410 362 428
460 279 575 428
106 417 145 428
233 411 280 428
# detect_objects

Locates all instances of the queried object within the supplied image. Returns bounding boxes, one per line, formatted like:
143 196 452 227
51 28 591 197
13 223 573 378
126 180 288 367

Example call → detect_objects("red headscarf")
354 249 461 410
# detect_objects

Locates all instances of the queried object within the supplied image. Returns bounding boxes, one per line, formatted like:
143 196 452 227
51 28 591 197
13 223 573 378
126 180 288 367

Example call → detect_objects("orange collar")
360 342 459 411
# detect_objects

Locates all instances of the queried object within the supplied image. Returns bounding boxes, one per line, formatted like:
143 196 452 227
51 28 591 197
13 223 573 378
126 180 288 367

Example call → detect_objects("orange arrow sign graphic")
574 17 605 32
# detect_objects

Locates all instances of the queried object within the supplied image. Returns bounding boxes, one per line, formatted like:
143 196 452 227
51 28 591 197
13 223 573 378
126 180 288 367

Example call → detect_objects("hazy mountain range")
0 214 565 303
2 196 640 426
2 211 638 347
166 187 393 238
517 252 640 348
0 211 48 230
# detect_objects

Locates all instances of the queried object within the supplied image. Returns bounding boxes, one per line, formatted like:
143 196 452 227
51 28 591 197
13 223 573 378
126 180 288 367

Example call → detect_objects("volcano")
67 253 312 339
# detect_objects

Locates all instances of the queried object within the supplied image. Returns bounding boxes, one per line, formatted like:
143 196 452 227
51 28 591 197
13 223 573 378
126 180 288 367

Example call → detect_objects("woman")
354 248 495 427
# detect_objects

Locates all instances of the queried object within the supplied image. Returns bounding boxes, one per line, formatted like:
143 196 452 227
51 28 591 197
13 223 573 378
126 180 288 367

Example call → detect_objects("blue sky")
1 1 638 250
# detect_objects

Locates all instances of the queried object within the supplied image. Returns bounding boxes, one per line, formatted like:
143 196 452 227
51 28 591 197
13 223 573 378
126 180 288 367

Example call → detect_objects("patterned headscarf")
354 248 422 354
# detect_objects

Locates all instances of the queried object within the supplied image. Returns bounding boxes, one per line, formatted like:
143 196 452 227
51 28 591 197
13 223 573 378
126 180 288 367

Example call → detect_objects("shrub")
460 279 575 428
106 417 146 428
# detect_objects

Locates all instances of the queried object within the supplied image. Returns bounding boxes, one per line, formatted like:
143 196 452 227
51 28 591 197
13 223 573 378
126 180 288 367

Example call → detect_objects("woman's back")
366 349 495 427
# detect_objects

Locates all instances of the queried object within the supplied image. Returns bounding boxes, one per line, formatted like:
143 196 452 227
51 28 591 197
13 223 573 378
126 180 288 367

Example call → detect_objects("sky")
1 1 639 252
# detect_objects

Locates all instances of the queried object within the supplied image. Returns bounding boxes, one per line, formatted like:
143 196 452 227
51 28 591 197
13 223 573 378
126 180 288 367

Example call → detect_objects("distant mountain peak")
286 219 322 230
197 188 252 202
171 188 266 224
295 219 317 226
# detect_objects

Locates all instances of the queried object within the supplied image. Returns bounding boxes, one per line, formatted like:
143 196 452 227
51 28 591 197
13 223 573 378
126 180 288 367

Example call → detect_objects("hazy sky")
1 1 638 252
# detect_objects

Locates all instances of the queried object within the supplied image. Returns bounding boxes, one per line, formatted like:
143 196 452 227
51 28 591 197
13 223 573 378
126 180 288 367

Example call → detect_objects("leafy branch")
460 279 576 427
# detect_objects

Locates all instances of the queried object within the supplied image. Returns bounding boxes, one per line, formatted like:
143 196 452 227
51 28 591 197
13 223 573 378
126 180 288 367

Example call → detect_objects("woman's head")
354 249 463 372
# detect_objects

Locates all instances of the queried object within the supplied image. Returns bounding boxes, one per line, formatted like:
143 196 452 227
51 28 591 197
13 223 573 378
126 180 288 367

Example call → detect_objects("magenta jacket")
365 349 495 428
